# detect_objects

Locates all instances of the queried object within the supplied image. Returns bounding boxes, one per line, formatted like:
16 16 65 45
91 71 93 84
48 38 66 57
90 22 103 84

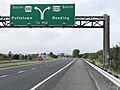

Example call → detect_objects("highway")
0 58 114 90
0 58 74 90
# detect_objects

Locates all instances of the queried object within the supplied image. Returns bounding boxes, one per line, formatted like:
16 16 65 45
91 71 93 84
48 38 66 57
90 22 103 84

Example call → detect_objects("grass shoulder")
86 58 120 76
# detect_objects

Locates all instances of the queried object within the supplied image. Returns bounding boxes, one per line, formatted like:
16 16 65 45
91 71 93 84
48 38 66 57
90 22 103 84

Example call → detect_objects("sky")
0 0 120 55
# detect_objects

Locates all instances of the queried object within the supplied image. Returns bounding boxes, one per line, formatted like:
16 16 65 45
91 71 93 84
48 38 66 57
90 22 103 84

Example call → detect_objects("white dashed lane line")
18 70 26 74
0 62 58 78
31 68 36 70
40 66 43 68
0 62 58 79
0 75 8 78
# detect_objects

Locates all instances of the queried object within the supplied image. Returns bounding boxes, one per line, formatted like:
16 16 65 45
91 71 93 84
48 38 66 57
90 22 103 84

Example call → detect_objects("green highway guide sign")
10 4 75 26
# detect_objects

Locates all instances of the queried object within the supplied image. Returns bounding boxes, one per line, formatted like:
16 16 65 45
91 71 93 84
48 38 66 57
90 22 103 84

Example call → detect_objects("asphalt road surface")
0 58 74 90
0 58 99 90
52 59 98 90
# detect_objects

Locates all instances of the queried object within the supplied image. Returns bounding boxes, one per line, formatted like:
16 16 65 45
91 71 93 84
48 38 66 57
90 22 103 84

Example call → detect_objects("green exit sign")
10 4 75 26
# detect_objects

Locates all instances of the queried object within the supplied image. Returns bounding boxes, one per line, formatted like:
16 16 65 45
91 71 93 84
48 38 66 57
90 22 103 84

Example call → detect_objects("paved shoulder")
52 59 98 90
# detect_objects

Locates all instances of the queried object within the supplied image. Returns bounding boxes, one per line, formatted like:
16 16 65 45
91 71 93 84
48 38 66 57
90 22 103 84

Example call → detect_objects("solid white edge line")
40 66 43 67
31 68 36 70
87 70 101 90
83 59 120 87
18 70 26 73
30 59 76 90
0 75 8 78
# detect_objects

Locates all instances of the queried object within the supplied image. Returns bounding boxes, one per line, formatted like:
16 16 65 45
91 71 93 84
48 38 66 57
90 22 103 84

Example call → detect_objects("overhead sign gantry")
0 4 110 70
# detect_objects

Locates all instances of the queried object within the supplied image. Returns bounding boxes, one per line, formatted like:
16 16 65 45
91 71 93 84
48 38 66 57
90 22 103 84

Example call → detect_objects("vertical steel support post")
117 87 120 90
103 14 110 70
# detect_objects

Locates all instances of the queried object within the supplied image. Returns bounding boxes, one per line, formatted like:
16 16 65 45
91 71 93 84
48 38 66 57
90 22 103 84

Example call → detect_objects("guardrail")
83 59 120 90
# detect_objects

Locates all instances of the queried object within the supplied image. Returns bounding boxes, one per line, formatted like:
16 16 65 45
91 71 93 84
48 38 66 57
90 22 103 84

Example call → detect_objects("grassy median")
0 58 64 69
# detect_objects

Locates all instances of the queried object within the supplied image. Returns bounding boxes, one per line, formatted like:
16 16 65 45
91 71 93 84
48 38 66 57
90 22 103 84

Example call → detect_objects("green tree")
49 52 58 58
8 51 12 60
110 45 120 71
12 54 20 60
60 53 65 57
50 52 53 56
72 49 80 57
24 55 28 60
43 53 46 55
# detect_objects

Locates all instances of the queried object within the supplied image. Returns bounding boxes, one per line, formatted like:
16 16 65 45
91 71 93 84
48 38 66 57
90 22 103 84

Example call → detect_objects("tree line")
83 45 120 71
0 51 60 61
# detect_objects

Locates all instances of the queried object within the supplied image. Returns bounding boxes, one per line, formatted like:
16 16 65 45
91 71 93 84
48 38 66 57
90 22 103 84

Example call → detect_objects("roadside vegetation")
0 51 65 68
72 47 120 75
0 51 60 61
0 51 65 69
0 57 64 69
83 45 120 75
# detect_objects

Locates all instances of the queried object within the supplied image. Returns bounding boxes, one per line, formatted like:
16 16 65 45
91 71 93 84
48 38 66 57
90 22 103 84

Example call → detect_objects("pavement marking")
87 70 101 90
0 75 8 78
31 68 36 70
40 66 43 68
30 59 76 90
18 70 26 74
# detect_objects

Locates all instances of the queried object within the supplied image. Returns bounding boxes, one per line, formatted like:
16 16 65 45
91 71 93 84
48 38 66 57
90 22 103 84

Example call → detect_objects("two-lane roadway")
0 58 74 90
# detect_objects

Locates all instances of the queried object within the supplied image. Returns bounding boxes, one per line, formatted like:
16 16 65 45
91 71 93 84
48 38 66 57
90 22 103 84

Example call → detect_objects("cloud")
0 0 120 54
